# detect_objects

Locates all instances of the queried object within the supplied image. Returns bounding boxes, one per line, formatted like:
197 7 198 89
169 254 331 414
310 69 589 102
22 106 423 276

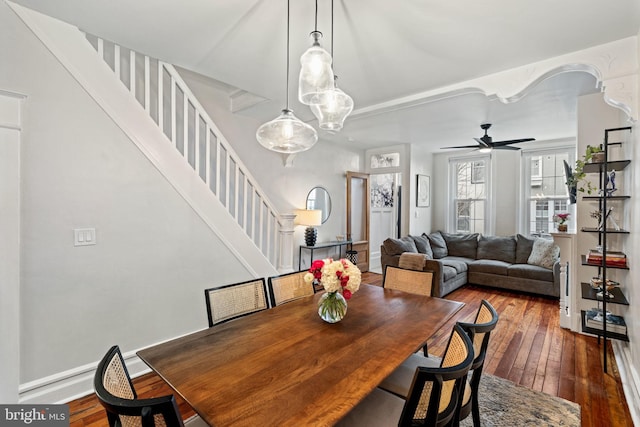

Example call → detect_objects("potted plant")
563 144 604 200
553 212 570 232
585 144 604 163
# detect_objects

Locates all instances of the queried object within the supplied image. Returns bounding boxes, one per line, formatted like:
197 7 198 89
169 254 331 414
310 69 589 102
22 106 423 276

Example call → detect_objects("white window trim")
448 153 492 234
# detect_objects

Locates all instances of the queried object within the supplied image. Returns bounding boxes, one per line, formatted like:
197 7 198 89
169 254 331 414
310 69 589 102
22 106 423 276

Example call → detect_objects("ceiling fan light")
310 78 353 133
478 147 493 153
256 109 318 153
298 31 335 105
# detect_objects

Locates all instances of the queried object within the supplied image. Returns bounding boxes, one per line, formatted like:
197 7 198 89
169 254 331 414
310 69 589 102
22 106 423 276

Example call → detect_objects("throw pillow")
516 233 536 264
477 235 516 263
441 232 479 259
426 231 448 259
411 234 434 259
527 238 560 269
382 236 418 256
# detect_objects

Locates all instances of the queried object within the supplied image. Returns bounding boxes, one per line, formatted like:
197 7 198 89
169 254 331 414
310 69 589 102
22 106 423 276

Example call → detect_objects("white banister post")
278 213 297 273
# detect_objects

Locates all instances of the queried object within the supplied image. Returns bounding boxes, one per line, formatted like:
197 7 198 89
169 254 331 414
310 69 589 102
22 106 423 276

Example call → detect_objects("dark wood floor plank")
67 273 633 427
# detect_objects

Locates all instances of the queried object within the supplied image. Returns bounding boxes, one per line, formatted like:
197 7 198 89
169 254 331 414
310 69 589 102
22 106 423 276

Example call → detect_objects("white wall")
0 93 22 403
409 143 434 235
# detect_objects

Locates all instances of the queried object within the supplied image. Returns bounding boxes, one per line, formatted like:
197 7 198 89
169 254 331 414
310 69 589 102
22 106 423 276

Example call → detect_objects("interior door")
347 171 370 272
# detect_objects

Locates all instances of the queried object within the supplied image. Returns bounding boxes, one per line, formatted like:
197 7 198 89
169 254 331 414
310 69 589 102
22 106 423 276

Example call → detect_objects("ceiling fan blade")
440 145 480 149
491 138 535 146
473 137 491 148
494 145 521 150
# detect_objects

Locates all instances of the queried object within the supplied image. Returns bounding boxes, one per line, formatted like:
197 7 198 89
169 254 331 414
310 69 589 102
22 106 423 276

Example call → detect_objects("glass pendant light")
310 76 353 132
257 0 317 153
310 0 353 132
298 0 335 105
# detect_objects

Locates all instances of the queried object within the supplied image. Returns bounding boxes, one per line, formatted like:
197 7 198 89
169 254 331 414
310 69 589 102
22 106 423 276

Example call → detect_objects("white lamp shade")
256 109 318 153
310 84 354 133
295 209 322 226
298 32 335 105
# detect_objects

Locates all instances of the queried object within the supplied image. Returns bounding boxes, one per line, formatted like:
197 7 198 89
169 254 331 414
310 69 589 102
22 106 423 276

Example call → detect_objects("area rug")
459 374 580 427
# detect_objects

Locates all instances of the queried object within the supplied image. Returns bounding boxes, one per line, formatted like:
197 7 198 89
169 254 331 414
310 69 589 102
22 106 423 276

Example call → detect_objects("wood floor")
69 272 633 427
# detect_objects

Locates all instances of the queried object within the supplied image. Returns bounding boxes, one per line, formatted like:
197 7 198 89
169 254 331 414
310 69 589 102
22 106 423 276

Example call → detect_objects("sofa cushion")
507 264 554 282
527 238 560 269
441 265 458 282
440 257 471 274
410 234 433 259
516 234 536 264
441 232 479 259
427 231 448 259
468 259 510 276
476 235 516 263
382 237 418 256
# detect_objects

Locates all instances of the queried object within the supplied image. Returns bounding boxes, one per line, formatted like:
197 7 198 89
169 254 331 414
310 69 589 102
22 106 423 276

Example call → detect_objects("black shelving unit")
579 126 632 373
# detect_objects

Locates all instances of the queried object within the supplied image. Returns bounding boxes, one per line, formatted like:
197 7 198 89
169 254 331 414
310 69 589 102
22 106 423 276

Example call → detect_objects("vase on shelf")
557 223 568 232
318 292 347 323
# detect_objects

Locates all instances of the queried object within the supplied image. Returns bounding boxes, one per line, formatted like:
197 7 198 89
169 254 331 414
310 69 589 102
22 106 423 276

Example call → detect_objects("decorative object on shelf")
309 0 353 132
553 212 570 232
305 258 361 323
585 308 626 334
295 209 322 246
589 276 620 298
298 0 334 106
256 0 318 154
591 207 619 231
586 249 627 268
604 169 617 196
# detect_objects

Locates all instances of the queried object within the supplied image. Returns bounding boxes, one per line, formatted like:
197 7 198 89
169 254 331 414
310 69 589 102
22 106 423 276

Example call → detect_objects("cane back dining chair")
267 270 315 307
336 323 474 427
455 299 499 427
383 265 434 356
377 300 499 427
204 278 268 327
94 345 206 427
383 265 434 297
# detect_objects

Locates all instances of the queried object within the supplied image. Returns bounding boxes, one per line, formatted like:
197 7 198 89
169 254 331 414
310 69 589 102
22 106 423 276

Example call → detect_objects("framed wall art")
416 174 430 207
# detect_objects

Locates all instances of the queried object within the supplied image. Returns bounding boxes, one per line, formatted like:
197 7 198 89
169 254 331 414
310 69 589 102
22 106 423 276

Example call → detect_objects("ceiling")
12 0 640 151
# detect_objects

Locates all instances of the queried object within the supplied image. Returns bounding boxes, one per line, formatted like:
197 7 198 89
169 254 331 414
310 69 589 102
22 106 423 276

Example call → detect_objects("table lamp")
295 209 322 246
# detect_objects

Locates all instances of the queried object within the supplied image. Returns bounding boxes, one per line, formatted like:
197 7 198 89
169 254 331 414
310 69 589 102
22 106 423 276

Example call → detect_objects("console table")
298 240 353 270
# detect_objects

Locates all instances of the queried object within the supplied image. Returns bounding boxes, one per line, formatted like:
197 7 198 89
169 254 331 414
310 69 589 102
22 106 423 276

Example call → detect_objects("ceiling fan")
441 123 535 152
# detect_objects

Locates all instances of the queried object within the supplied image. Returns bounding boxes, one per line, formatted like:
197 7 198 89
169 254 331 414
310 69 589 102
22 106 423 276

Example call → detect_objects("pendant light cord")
330 0 334 57
315 0 318 32
286 0 290 110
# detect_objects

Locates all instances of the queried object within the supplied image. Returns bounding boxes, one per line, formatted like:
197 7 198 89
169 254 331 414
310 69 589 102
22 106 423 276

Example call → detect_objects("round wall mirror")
306 187 332 224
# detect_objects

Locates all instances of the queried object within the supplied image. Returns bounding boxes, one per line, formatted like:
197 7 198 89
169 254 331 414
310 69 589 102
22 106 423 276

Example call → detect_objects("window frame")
448 154 492 235
520 146 576 235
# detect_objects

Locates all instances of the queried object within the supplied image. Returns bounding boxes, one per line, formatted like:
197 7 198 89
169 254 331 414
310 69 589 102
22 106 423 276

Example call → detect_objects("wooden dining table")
137 284 464 427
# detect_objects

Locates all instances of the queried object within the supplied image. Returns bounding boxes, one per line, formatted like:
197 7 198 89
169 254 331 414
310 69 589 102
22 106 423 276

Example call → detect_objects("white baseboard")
19 350 150 404
18 327 207 404
613 341 640 426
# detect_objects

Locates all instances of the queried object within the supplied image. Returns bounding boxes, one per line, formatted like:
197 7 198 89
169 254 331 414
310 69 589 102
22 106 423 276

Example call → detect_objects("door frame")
346 171 370 272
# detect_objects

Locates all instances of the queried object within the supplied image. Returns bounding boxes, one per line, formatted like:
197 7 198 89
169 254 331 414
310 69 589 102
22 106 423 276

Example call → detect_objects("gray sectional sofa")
381 231 560 298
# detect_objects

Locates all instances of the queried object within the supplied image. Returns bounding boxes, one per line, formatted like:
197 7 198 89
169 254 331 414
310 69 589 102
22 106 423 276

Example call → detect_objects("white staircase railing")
84 34 283 268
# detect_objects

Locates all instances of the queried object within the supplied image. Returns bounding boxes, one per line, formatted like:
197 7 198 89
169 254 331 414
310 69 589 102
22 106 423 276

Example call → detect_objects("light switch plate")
74 228 96 246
